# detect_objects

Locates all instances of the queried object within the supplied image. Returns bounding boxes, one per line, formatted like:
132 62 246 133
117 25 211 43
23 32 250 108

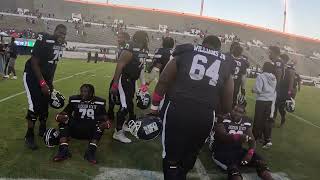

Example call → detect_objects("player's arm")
151 57 177 111
241 126 256 165
246 127 256 149
214 122 250 144
287 69 295 96
111 50 132 88
297 75 301 91
240 74 247 95
97 102 112 129
222 73 234 113
56 101 73 123
252 75 262 94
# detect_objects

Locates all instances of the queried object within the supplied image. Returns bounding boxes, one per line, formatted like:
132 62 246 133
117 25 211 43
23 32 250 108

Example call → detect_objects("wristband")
111 82 119 90
248 148 255 156
39 80 47 87
152 92 163 104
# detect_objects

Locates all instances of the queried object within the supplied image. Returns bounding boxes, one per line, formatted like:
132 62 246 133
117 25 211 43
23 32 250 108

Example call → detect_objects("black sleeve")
62 98 74 117
31 34 47 59
153 48 163 64
172 44 194 57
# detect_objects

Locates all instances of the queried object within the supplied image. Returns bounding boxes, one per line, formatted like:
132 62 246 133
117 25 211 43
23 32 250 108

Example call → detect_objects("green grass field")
0 56 319 180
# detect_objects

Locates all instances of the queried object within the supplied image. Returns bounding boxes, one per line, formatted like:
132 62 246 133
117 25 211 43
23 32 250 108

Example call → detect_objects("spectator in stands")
4 37 18 79
252 62 277 149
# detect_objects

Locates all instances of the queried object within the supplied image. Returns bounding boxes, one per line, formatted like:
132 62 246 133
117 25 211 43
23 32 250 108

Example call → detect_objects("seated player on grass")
213 105 273 180
53 84 111 164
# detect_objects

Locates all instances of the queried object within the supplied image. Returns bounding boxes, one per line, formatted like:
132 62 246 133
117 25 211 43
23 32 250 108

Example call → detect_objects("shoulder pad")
69 95 82 103
37 33 55 43
222 119 232 123
93 96 106 105
124 41 141 52
172 43 194 57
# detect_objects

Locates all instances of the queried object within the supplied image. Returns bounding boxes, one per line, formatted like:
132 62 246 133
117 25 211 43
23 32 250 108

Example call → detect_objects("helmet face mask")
286 98 295 112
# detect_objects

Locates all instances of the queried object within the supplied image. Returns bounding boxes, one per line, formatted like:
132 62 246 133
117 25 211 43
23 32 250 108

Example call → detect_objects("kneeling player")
53 84 111 164
213 105 273 180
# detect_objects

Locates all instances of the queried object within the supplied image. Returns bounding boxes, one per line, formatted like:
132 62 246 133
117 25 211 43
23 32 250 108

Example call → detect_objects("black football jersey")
152 48 172 73
214 116 252 152
121 41 148 80
280 64 295 92
24 33 63 86
227 53 250 80
63 95 107 121
169 44 231 109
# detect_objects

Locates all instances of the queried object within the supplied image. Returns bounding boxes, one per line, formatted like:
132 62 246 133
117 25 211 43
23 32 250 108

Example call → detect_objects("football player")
275 54 295 127
213 105 273 180
53 84 111 164
293 72 301 99
110 30 149 143
146 36 174 85
23 24 67 150
107 31 131 123
227 42 250 107
150 35 234 180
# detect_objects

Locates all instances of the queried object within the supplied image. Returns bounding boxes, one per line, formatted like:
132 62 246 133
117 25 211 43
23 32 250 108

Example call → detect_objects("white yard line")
247 96 320 129
0 68 100 103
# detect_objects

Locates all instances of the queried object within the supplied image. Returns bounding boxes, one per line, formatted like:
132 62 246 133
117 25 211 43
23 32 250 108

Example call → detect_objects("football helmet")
50 90 65 109
43 128 60 148
237 94 247 107
285 98 295 112
128 116 162 140
136 89 151 109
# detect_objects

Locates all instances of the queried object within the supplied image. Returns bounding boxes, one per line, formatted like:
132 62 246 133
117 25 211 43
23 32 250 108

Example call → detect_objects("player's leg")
23 72 41 150
107 80 116 121
253 100 264 142
249 153 273 180
279 100 286 126
53 120 72 161
262 101 273 148
84 122 105 164
38 93 50 137
113 75 131 143
233 80 241 107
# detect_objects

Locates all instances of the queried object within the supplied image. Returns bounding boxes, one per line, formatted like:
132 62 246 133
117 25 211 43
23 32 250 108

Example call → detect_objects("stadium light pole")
200 0 204 16
283 0 287 33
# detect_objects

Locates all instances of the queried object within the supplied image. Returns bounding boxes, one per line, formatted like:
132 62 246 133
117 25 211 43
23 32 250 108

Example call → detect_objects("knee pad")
227 166 242 180
39 112 49 123
26 110 38 121
163 159 185 180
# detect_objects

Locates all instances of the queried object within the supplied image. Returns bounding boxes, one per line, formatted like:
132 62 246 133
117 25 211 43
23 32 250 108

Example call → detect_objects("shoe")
113 129 132 143
122 121 131 132
262 142 272 149
38 124 46 137
11 76 17 80
84 148 97 164
53 144 72 162
3 75 9 79
25 136 38 150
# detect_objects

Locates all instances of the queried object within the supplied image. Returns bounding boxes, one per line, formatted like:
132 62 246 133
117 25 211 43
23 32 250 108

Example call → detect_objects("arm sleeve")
31 34 46 59
253 75 263 94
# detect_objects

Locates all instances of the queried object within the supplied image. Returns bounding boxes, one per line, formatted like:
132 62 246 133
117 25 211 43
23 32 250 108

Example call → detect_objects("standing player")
107 31 131 122
4 37 18 79
275 54 295 127
292 73 301 99
151 35 234 180
110 31 149 143
213 105 273 180
146 36 174 85
227 42 250 106
23 24 67 150
53 84 111 164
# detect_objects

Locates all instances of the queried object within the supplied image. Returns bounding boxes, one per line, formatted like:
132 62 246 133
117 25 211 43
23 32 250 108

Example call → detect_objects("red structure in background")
65 0 320 43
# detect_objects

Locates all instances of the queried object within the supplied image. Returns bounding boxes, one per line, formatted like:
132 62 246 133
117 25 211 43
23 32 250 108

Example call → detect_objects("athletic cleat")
11 76 17 80
25 136 38 150
53 145 71 162
113 129 132 143
84 149 97 164
262 142 272 149
3 75 9 79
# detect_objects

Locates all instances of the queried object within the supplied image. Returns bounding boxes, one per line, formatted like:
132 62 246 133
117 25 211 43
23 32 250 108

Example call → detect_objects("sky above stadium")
89 0 320 39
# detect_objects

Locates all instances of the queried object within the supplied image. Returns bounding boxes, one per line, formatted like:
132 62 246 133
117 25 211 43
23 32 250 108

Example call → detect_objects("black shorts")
213 148 264 170
161 99 215 165
23 72 49 115
68 119 99 140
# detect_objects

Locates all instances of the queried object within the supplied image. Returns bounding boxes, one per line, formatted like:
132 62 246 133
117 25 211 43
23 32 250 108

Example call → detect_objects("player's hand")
55 112 69 124
99 120 112 130
41 84 50 96
241 88 246 96
110 82 119 95
140 84 149 93
241 149 254 166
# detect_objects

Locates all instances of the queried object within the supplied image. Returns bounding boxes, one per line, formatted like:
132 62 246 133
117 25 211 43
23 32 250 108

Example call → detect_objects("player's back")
169 44 229 108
